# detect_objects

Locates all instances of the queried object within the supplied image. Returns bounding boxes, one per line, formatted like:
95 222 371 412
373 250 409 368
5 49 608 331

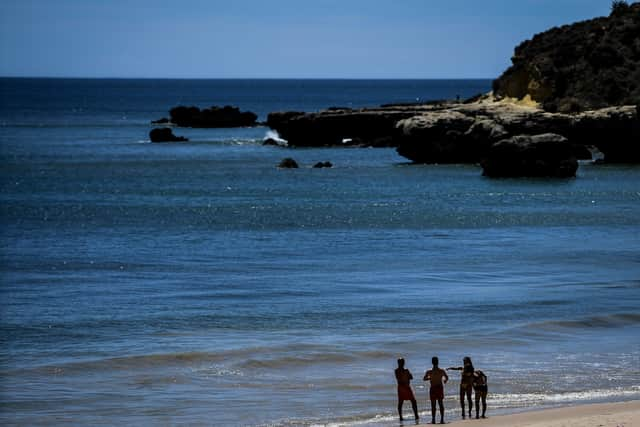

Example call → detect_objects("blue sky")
0 0 613 79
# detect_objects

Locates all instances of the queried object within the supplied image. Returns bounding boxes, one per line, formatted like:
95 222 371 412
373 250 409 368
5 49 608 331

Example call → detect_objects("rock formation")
480 133 578 178
394 100 640 164
264 3 640 174
493 2 640 112
149 127 188 143
153 105 258 128
266 108 418 147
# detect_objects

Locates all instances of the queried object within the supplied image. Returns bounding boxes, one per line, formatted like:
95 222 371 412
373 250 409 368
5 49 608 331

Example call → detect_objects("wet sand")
442 400 640 427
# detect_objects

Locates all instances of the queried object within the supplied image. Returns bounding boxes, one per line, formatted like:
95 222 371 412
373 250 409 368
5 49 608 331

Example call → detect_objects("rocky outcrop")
566 105 640 162
149 127 188 142
493 2 640 112
395 110 479 163
261 5 640 173
480 133 578 178
266 97 639 167
153 105 258 128
266 107 424 147
395 100 640 164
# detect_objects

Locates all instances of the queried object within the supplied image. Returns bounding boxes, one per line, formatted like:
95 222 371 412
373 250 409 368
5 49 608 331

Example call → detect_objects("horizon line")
0 75 497 81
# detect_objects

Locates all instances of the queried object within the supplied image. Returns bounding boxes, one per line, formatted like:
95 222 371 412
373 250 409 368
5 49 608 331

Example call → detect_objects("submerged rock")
313 161 333 168
149 127 188 142
262 138 281 146
278 158 299 168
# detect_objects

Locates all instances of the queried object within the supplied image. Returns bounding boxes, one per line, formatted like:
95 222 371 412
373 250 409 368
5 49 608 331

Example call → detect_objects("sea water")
1 78 639 426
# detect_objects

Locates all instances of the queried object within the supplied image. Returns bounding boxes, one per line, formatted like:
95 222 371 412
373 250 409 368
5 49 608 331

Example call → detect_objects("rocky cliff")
493 2 640 112
264 4 640 174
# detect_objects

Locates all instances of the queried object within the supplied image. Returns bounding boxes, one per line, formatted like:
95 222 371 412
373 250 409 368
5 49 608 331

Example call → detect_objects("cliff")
493 2 640 112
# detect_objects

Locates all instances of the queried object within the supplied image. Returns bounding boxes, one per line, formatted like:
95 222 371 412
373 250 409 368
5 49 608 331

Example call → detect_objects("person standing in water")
394 358 419 422
424 356 448 424
447 356 475 419
473 369 488 419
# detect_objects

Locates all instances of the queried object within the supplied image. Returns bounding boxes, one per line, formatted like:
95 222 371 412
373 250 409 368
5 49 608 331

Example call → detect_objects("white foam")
488 386 640 407
310 413 397 427
264 129 288 146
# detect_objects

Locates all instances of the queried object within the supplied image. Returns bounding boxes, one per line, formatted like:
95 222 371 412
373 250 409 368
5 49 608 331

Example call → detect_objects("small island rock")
278 158 299 168
168 105 258 128
149 127 188 143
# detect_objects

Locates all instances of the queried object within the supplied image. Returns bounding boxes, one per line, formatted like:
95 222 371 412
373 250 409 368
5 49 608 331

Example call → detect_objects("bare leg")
438 399 445 424
475 394 480 419
398 399 403 421
411 398 419 420
459 389 465 419
431 399 436 424
466 389 472 418
481 394 487 418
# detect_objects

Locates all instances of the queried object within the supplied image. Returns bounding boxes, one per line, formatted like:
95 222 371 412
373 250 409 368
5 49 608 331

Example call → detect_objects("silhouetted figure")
395 358 419 422
473 369 488 419
447 356 474 419
424 356 448 424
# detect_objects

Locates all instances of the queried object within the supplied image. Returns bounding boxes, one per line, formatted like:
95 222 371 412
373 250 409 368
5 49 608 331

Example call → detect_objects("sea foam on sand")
445 400 639 427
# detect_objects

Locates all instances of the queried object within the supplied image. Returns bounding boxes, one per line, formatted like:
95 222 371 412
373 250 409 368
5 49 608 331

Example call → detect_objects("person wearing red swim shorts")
395 358 419 421
424 356 448 424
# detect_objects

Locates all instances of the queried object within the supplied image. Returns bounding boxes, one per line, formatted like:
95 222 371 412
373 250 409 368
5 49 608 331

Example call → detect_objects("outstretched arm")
447 366 463 370
423 370 431 381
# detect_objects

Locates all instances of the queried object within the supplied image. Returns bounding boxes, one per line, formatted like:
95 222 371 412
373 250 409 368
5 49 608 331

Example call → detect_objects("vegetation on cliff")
493 1 640 112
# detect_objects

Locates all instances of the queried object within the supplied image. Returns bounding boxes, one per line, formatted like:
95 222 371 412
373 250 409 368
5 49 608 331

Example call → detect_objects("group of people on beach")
395 356 488 424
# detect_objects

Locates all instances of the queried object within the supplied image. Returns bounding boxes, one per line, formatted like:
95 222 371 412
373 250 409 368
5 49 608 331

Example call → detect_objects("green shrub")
611 0 630 16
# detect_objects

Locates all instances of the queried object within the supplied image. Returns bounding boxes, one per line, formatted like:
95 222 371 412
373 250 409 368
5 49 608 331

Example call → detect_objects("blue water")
1 78 639 426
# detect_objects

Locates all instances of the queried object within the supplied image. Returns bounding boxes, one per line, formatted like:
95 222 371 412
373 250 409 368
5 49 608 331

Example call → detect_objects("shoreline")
436 400 640 427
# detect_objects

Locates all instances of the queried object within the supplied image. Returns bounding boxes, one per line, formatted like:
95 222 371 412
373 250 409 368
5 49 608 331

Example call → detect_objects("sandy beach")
440 400 640 427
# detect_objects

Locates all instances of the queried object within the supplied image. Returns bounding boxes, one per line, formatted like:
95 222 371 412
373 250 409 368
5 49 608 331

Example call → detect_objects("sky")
0 0 615 79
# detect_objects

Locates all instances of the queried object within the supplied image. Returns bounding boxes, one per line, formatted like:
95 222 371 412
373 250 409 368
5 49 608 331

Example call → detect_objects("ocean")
1 78 639 426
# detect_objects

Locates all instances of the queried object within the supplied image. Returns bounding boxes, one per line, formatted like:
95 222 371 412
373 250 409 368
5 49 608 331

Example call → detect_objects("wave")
263 129 288 145
7 345 395 377
237 353 357 370
489 386 640 408
304 387 640 427
522 312 640 333
137 137 264 145
235 347 394 370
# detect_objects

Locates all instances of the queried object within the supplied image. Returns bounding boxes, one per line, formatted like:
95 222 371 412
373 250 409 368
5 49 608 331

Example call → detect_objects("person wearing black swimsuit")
473 369 488 419
447 356 474 419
